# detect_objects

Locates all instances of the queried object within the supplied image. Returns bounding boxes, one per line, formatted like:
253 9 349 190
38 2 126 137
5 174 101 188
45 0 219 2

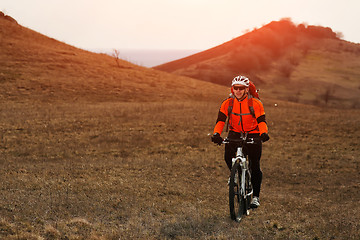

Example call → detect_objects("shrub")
306 26 337 39
278 59 294 78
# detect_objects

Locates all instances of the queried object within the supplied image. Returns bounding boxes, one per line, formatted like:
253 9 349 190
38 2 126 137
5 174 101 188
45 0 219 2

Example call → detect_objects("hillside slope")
154 19 360 108
0 13 227 103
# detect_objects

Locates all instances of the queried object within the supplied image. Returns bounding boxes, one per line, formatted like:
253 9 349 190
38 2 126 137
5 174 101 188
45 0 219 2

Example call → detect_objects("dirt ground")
0 99 359 239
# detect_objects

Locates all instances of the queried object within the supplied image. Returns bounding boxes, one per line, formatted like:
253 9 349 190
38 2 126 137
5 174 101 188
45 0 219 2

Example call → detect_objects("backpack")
248 81 260 99
225 81 260 132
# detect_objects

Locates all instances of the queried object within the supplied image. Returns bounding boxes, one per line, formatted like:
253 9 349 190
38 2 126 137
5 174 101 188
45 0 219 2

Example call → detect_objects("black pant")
225 131 263 197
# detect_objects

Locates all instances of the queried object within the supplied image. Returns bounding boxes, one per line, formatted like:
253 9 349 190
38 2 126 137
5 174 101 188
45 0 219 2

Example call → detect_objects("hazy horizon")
92 48 202 67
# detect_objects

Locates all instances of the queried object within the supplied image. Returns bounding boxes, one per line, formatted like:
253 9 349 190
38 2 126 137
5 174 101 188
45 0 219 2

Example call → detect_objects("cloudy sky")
2 0 360 51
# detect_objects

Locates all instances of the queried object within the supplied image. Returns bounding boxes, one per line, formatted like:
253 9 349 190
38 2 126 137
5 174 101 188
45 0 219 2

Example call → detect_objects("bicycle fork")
232 149 246 195
232 149 253 215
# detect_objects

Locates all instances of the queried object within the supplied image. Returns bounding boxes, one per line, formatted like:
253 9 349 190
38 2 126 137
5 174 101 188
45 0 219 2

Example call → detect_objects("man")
211 75 270 208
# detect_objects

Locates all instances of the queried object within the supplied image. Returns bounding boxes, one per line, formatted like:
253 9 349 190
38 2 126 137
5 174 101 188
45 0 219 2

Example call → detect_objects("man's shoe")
250 196 260 208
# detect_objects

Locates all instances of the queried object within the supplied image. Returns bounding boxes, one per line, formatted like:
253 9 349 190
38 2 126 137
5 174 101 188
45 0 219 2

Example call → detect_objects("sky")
2 0 360 52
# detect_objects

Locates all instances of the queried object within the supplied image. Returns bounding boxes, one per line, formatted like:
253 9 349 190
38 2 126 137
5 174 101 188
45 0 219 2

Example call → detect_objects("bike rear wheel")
229 162 245 222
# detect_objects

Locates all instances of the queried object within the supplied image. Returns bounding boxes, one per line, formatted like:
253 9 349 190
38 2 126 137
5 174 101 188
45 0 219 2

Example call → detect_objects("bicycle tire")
229 162 245 222
244 170 252 215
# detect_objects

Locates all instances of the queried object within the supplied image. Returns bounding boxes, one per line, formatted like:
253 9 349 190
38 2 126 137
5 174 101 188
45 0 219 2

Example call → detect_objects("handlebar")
210 132 266 146
222 137 257 145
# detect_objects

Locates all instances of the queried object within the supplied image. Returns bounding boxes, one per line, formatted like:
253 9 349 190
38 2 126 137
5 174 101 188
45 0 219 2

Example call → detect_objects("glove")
211 133 223 145
260 133 270 142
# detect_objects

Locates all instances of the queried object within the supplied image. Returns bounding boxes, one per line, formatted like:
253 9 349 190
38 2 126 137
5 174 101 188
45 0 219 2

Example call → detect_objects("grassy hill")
1 14 359 239
0 13 228 103
154 19 360 108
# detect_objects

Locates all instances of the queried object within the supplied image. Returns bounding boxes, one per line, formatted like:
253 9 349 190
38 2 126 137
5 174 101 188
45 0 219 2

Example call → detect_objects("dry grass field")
1 14 360 239
1 98 359 239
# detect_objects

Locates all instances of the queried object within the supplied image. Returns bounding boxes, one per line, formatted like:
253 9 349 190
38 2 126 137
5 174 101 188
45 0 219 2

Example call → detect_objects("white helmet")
232 75 249 87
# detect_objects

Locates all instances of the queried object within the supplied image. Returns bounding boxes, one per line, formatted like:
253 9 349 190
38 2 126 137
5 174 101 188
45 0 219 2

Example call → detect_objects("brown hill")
154 19 360 108
0 13 228 104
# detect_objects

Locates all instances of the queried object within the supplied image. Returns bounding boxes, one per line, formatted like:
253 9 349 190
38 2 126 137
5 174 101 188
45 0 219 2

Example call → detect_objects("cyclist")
211 75 270 208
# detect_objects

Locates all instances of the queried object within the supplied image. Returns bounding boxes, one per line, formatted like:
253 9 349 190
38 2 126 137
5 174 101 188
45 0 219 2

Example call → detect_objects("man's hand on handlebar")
261 133 270 142
211 133 223 145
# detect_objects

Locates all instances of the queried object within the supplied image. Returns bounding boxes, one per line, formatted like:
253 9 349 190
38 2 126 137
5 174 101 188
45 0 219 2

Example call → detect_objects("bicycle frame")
232 143 253 202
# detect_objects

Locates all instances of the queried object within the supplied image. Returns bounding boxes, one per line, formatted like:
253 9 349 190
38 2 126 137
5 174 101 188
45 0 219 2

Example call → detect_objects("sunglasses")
233 86 246 90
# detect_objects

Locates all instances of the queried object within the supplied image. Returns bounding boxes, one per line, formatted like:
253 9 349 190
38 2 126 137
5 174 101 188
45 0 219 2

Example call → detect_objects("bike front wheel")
244 169 252 215
229 162 245 222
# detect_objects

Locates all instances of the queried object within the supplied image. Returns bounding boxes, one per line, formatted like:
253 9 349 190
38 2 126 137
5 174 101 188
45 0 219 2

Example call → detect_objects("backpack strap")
225 95 234 132
248 94 256 118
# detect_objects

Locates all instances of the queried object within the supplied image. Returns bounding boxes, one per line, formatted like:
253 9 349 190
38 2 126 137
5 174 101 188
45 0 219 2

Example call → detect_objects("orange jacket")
213 95 268 135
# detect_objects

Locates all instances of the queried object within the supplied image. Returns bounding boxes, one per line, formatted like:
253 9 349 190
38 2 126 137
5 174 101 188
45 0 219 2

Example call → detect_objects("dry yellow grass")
1 14 359 240
1 99 359 239
0 16 227 104
261 39 360 108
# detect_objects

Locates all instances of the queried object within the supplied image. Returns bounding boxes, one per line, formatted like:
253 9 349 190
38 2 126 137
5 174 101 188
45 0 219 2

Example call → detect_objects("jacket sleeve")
213 99 229 135
253 99 268 135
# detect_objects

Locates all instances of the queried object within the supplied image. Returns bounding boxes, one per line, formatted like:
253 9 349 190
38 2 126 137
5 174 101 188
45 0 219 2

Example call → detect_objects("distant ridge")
154 19 339 84
154 19 360 108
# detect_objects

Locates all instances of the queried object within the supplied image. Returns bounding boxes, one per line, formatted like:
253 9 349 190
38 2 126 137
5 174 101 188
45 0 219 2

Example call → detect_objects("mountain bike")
223 133 254 222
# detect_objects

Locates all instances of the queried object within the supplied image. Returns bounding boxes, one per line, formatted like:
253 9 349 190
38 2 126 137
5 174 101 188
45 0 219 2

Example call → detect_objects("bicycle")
223 133 256 222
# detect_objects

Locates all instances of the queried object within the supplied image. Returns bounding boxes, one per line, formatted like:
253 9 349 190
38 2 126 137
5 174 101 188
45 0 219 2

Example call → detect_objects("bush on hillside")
287 51 302 66
305 26 337 39
278 59 294 78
